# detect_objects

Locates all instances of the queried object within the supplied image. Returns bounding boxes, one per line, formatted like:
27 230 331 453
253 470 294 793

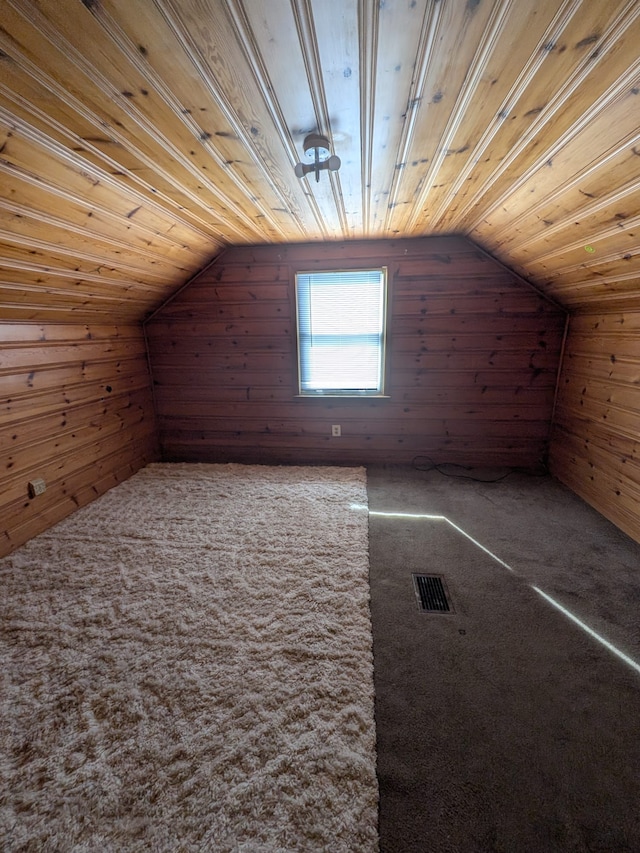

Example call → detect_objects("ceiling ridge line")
462 3 640 232
403 0 518 234
425 0 583 230
4 0 270 245
485 130 640 248
159 0 318 241
0 198 200 271
357 0 379 238
381 0 444 235
290 0 349 238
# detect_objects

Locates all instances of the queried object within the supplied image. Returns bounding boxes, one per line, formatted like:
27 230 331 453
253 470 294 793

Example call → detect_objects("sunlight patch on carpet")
1 463 378 852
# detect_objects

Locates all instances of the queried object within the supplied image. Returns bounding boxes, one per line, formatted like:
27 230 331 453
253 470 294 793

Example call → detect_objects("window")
295 267 388 396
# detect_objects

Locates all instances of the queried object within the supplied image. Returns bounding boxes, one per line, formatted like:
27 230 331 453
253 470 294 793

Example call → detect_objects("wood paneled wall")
0 322 159 557
147 236 566 468
549 311 640 544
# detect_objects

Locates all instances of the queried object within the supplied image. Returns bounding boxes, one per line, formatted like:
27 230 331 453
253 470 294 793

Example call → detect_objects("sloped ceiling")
0 0 639 322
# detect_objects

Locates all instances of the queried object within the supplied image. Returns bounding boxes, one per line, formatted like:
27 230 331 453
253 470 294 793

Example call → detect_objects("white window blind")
296 268 387 395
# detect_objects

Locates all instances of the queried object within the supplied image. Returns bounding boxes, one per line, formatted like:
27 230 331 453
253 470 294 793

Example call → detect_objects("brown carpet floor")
367 465 640 853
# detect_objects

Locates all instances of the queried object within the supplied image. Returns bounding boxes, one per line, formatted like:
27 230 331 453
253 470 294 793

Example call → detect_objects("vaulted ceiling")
1 0 639 322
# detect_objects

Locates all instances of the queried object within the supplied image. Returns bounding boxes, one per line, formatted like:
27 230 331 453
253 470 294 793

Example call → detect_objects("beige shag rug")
0 463 378 852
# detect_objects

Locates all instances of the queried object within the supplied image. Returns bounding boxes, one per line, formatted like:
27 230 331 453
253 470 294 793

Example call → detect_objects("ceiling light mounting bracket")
294 133 341 182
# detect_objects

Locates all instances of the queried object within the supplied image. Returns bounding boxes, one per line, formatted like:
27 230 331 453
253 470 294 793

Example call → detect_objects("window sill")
294 394 391 399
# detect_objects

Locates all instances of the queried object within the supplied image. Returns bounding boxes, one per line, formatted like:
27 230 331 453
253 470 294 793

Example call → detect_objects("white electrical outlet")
331 425 341 437
28 477 46 498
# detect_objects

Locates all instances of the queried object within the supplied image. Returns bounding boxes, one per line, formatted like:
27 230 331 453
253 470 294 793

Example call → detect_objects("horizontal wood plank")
0 320 159 557
549 309 640 544
147 237 566 468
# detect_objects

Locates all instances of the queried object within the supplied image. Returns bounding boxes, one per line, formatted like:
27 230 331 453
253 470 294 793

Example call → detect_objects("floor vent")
413 574 452 612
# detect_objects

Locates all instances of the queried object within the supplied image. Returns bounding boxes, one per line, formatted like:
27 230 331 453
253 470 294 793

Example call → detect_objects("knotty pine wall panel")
0 322 159 557
147 236 567 468
549 311 640 544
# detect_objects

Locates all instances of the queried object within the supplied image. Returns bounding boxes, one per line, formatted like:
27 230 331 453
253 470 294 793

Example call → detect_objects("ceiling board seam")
0 307 143 322
0 229 182 282
158 0 317 241
0 98 226 247
513 211 640 266
551 270 640 289
0 157 216 262
0 286 151 306
533 246 640 283
553 297 640 309
463 2 640 233
0 285 158 307
485 131 640 249
96 0 296 243
0 198 202 271
3 1 268 244
221 0 320 239
403 0 517 233
466 61 640 238
290 0 348 238
0 258 165 292
381 0 444 235
568 299 640 311
357 0 379 237
0 47 234 245
426 0 583 230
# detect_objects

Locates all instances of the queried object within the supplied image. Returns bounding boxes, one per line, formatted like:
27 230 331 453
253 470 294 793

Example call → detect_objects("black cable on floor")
411 455 549 483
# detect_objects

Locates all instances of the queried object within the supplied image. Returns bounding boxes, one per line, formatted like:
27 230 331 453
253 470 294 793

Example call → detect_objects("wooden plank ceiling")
0 0 639 322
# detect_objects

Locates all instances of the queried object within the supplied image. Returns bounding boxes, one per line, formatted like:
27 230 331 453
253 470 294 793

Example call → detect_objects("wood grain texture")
0 0 638 545
0 322 160 556
0 0 638 320
146 236 566 467
549 311 640 543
